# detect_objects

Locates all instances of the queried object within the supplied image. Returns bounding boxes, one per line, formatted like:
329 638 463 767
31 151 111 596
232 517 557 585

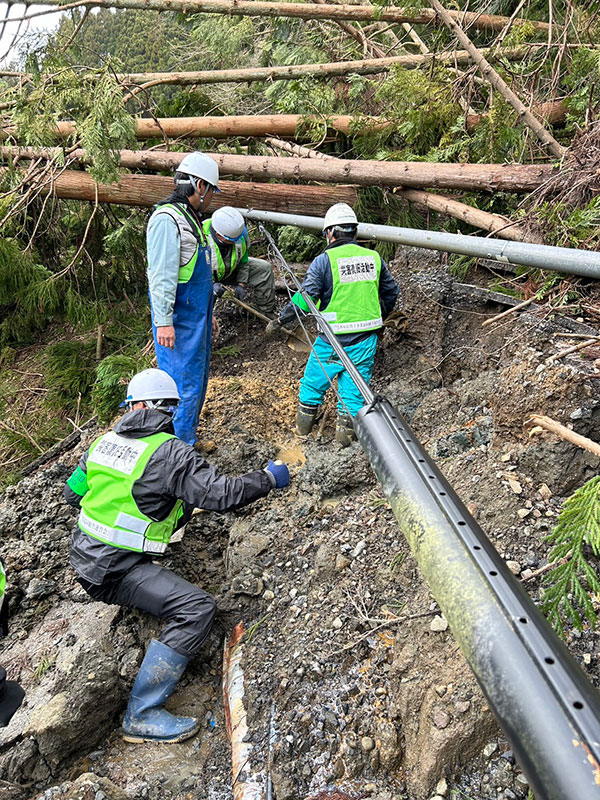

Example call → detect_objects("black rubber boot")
296 403 320 436
335 414 356 447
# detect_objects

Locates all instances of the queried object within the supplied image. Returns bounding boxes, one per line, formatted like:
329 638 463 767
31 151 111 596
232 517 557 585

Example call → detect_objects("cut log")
2 0 551 34
1 146 556 193
8 169 358 213
431 0 566 160
2 114 391 142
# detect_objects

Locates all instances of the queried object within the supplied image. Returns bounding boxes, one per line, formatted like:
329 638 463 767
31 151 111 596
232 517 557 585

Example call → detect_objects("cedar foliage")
542 477 600 636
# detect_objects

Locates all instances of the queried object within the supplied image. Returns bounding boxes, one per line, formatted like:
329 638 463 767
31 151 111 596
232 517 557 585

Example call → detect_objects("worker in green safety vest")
268 202 400 445
206 206 277 320
0 559 26 727
64 368 290 744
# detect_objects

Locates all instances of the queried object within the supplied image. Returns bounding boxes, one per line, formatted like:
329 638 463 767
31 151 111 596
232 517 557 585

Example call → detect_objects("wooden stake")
528 415 600 459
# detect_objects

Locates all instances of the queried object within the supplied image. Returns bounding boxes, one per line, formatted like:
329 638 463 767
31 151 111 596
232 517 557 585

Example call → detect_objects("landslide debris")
0 246 599 800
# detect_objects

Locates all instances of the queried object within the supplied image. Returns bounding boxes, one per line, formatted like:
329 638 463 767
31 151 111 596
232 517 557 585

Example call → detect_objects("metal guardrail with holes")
256 219 600 800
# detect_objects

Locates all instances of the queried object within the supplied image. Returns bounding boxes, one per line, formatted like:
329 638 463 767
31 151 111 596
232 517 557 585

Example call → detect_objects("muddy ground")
1 246 599 800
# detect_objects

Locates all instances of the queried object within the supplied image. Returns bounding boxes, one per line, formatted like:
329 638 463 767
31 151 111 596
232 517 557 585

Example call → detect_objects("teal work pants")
298 333 377 417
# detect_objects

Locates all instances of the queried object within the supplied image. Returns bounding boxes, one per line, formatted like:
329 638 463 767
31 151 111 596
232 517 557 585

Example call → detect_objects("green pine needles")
542 476 600 636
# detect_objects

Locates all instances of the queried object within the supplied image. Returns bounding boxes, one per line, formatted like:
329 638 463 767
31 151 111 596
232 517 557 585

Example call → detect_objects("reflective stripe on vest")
202 220 247 281
78 430 183 554
149 203 206 284
325 243 383 334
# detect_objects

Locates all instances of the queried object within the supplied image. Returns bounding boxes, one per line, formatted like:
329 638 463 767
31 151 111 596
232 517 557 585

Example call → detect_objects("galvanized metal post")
241 208 600 279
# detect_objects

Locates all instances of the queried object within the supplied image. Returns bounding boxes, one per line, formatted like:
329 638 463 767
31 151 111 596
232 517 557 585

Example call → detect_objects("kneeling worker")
268 203 399 445
206 206 277 319
64 368 289 744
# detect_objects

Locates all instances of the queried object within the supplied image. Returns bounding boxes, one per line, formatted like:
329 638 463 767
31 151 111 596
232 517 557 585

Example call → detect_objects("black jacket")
65 409 272 584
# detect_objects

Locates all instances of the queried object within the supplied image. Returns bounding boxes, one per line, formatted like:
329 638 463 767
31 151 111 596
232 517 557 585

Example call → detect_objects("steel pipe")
242 209 600 280
354 399 600 800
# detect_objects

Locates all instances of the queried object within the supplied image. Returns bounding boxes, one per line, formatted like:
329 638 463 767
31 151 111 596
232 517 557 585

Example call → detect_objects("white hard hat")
322 203 358 232
126 369 180 403
177 152 220 191
211 207 246 243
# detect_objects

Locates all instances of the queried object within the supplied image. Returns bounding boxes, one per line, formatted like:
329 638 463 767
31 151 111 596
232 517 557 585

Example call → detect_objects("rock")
0 602 121 780
26 578 57 599
361 736 375 752
539 483 552 500
231 574 263 596
521 568 533 580
332 758 345 779
505 561 521 575
332 617 343 630
350 540 366 558
335 554 351 571
435 778 448 796
430 615 449 632
483 742 498 758
376 720 400 770
433 710 450 729
455 701 470 714
517 508 530 519
263 589 275 602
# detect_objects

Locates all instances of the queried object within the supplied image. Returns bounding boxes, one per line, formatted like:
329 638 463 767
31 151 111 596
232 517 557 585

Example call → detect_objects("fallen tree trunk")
111 45 537 87
2 114 390 142
3 0 551 33
264 138 531 240
9 169 358 213
400 188 532 242
431 0 566 159
466 99 566 132
1 104 566 142
1 146 556 193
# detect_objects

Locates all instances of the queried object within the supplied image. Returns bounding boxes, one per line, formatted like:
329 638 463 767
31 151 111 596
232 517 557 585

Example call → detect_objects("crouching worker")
63 368 290 744
267 203 399 446
206 207 277 320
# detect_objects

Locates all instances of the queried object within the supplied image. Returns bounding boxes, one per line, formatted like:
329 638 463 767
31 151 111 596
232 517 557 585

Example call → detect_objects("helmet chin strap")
191 177 211 204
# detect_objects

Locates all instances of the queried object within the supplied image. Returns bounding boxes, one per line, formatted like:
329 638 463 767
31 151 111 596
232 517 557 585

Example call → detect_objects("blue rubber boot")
122 639 200 743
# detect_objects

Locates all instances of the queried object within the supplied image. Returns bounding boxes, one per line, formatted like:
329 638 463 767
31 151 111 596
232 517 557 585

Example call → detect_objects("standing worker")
268 203 399 446
206 207 277 320
147 152 219 446
64 368 290 744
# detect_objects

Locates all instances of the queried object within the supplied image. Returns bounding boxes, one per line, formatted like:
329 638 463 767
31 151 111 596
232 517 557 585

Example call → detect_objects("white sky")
0 4 63 67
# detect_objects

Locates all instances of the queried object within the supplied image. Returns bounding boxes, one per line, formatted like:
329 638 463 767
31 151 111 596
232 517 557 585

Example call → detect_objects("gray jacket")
65 409 273 585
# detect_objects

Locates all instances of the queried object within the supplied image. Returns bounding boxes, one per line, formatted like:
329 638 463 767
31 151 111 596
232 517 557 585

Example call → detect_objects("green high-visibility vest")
202 219 248 281
79 431 183 554
321 243 383 334
152 203 207 284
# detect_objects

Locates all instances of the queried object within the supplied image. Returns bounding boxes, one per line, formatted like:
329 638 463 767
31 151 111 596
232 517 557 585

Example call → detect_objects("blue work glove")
264 459 290 489
235 284 246 302
213 282 225 299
